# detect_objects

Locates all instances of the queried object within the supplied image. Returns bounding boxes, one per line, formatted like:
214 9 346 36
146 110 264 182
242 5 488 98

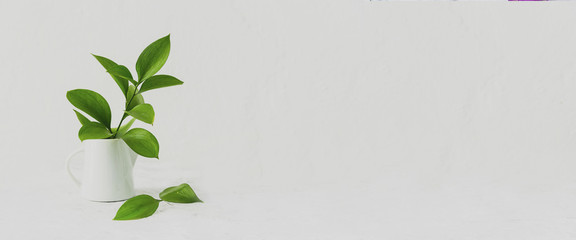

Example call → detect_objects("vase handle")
65 148 84 187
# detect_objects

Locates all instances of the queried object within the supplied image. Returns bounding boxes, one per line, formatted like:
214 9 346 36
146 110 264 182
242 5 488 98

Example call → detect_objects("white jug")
66 139 137 202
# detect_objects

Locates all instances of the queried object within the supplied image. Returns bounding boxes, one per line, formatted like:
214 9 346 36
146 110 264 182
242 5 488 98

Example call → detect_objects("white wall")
2 1 576 198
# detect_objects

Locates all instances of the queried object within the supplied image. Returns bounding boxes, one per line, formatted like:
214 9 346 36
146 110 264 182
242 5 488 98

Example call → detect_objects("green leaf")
78 122 113 141
73 110 91 126
67 89 112 129
122 128 159 158
159 183 202 203
126 85 145 111
129 94 144 111
126 104 155 124
136 34 171 82
112 118 136 138
113 195 160 221
139 75 183 93
107 65 134 82
92 54 129 96
128 78 138 86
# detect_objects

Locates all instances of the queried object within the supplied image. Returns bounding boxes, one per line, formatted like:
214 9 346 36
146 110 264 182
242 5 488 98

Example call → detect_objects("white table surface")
2 159 576 240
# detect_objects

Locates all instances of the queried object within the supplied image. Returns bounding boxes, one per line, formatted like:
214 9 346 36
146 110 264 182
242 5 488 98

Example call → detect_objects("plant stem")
113 88 139 138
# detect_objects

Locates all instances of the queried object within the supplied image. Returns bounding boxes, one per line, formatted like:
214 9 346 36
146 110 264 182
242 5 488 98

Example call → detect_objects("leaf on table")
113 194 160 221
159 183 202 203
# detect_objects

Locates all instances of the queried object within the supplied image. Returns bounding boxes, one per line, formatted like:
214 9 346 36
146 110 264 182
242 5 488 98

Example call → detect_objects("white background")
2 1 576 239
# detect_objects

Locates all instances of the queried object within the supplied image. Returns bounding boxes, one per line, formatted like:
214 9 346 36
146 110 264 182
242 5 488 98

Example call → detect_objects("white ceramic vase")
66 139 137 202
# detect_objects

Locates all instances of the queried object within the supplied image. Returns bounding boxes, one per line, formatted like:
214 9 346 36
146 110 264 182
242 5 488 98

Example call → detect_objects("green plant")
66 34 183 158
114 183 202 220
